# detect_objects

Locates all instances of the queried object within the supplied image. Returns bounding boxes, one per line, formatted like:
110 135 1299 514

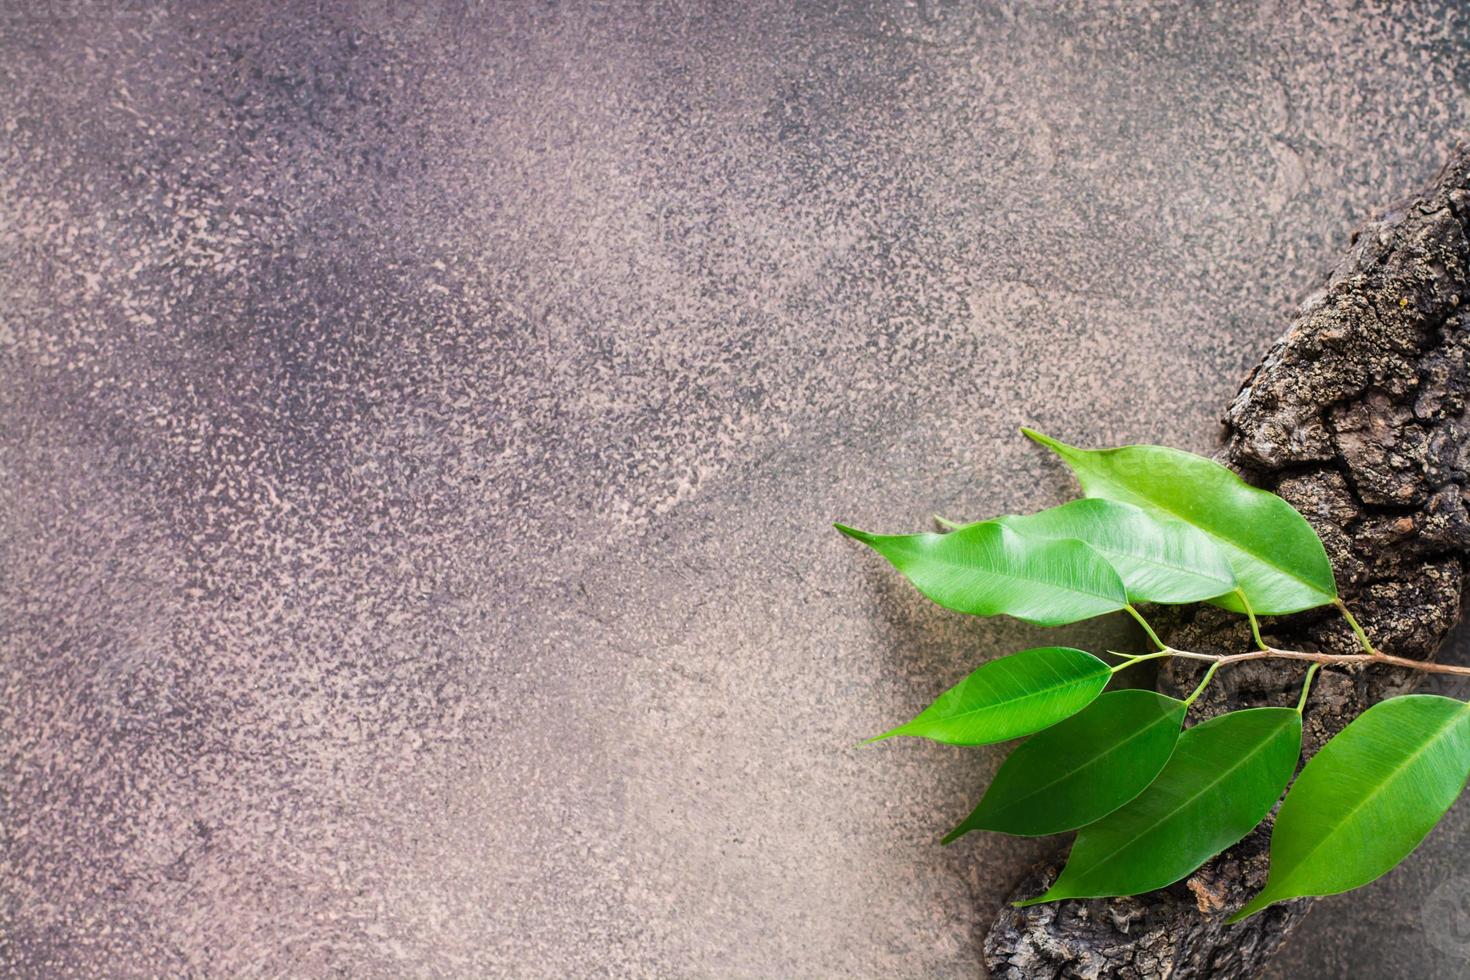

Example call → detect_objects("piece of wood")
984 142 1470 979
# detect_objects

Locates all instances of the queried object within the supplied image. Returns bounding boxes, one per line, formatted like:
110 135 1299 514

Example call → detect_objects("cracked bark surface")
983 142 1470 979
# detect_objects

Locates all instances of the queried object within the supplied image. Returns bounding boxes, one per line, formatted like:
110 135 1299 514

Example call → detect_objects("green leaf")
1019 707 1302 904
996 499 1236 605
871 646 1110 746
945 689 1187 840
835 520 1128 626
1022 429 1336 615
1230 695 1470 922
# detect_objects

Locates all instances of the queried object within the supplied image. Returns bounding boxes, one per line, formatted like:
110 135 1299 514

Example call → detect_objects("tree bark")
983 141 1470 979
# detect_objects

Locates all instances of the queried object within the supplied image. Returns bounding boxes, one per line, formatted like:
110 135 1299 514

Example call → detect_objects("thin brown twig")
1154 645 1470 677
1118 603 1470 677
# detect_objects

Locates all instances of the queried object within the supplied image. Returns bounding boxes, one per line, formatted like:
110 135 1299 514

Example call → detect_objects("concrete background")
5 1 1470 976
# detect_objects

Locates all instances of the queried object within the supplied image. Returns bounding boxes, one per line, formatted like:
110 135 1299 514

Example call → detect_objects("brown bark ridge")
983 141 1470 979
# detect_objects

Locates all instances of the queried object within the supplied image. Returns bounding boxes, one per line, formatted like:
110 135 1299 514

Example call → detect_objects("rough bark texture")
984 142 1470 979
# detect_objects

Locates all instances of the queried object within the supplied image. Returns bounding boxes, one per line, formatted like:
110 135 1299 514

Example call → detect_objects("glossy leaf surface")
835 520 1128 626
1020 707 1302 904
945 689 1187 840
1023 430 1336 615
1231 695 1470 921
871 646 1110 746
996 498 1236 605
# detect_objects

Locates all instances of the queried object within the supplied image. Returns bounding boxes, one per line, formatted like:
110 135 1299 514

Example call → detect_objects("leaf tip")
833 522 874 544
1020 427 1073 457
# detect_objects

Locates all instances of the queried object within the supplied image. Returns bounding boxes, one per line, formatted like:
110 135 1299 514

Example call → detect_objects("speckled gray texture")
3 1 1470 977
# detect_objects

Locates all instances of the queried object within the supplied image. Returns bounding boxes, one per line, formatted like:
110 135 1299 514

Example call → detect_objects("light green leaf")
835 520 1128 626
1230 695 1470 922
945 689 1187 841
996 499 1236 605
1023 429 1336 615
871 646 1110 746
1019 707 1302 904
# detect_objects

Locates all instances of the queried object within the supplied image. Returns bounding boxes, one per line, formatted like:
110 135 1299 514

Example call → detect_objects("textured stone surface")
5 1 1470 977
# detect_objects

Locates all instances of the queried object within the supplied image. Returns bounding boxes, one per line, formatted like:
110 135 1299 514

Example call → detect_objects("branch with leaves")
837 429 1470 921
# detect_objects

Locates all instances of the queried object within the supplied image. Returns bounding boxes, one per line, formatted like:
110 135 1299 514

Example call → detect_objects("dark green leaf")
871 646 1110 746
1023 429 1336 615
1231 694 1470 921
996 499 1236 605
945 689 1187 840
1019 707 1302 904
835 520 1128 626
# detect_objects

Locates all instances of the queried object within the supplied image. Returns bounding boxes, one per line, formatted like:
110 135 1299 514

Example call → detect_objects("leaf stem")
1336 599 1375 655
1236 588 1267 652
1124 604 1166 652
1107 650 1172 673
1184 661 1221 706
1295 663 1321 714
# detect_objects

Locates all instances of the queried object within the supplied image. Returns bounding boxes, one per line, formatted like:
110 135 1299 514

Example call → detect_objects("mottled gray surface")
4 1 1470 977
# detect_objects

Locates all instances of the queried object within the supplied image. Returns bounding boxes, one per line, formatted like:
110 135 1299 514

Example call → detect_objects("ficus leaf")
995 498 1236 605
944 689 1187 841
1230 694 1470 922
1022 429 1336 615
1018 707 1302 904
834 520 1128 626
870 646 1110 746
